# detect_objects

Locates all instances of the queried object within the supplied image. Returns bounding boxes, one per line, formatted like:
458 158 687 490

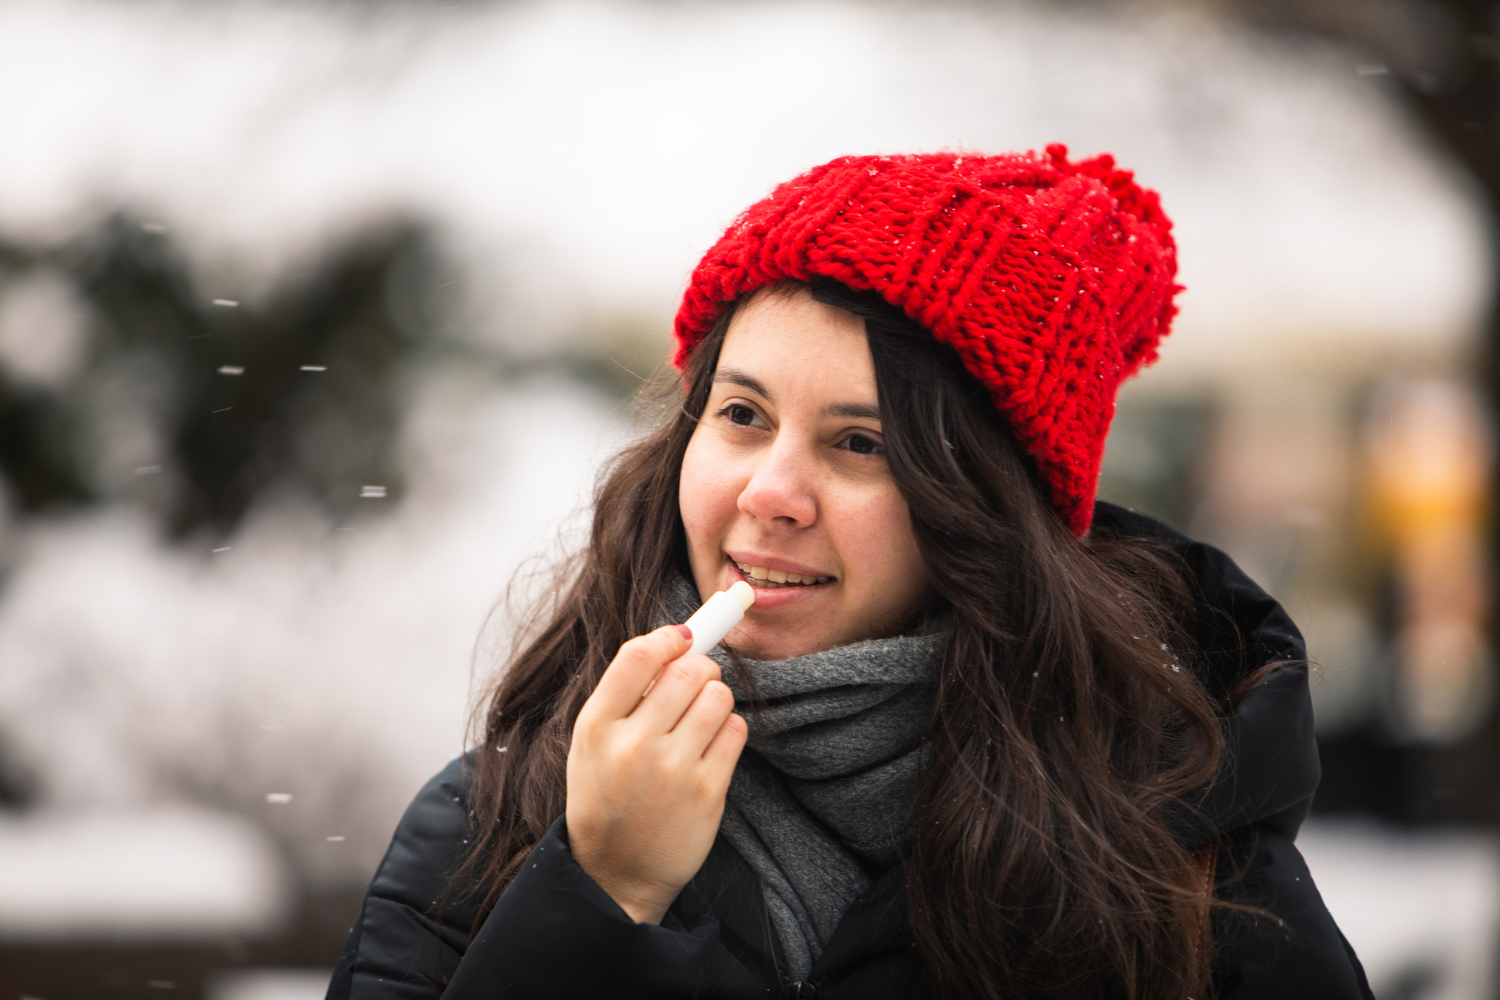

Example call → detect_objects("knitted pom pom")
673 146 1180 537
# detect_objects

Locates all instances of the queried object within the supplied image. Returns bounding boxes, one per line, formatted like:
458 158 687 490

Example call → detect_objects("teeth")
734 562 831 587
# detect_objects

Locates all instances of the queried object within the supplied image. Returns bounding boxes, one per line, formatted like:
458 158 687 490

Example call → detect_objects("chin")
731 629 823 662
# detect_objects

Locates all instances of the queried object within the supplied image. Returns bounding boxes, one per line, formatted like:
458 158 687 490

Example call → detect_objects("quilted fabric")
672 145 1180 536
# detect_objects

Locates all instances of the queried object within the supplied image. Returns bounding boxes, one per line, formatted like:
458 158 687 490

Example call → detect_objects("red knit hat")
673 145 1180 537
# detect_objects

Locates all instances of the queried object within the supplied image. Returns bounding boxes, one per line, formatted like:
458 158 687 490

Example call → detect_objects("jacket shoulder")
367 755 477 917
327 756 479 998
1092 503 1321 843
1091 501 1307 699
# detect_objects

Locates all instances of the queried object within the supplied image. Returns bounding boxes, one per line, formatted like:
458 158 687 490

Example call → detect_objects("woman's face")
679 287 935 660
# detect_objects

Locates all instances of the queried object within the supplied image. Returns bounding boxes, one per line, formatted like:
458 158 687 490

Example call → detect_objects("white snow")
0 0 1484 368
1301 820 1500 1000
0 805 289 940
0 372 629 887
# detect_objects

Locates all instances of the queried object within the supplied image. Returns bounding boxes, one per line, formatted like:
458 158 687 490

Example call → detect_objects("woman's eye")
718 403 764 428
726 404 758 426
843 433 885 456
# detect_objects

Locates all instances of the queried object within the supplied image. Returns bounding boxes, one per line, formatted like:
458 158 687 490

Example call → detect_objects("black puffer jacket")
327 504 1374 999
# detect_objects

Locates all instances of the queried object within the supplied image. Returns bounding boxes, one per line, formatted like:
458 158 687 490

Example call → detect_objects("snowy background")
0 1 1494 997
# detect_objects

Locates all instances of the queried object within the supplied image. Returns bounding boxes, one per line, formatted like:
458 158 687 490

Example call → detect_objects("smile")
735 561 833 588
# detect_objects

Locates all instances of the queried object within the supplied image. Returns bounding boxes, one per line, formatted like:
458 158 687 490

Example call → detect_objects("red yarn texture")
673 145 1180 537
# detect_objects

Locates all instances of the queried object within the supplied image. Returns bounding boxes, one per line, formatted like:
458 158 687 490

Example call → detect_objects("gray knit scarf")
662 580 947 980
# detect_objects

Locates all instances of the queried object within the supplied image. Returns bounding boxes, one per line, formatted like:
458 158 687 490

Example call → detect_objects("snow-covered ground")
1302 821 1500 1000
0 805 289 941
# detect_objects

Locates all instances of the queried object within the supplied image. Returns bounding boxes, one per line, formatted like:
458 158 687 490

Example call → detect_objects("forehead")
716 289 876 403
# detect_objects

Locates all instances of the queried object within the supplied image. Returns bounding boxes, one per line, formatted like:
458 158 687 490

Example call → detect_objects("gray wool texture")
662 579 946 981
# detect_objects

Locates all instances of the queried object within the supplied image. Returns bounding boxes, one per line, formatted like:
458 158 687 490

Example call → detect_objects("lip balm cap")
728 581 755 612
684 583 754 657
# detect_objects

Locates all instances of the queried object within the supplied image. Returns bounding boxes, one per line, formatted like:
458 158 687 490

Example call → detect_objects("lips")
731 559 833 589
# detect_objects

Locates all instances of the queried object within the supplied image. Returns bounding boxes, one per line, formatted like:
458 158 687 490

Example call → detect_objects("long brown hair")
459 278 1223 999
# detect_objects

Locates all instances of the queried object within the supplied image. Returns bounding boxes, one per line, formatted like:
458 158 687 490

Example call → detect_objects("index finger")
582 625 693 722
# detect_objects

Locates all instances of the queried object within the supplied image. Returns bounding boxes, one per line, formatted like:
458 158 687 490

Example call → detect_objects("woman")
327 147 1373 999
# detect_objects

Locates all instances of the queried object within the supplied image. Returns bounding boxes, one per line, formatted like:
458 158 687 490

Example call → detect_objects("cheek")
678 432 739 557
838 493 930 601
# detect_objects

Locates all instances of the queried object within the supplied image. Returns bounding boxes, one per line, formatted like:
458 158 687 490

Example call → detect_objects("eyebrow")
712 367 772 401
826 402 882 421
712 367 882 423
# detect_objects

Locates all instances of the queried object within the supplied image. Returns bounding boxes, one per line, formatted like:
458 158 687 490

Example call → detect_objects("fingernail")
674 624 693 641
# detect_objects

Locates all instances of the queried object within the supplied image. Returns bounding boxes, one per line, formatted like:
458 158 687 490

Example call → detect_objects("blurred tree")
1207 0 1500 826
1220 0 1499 370
0 217 467 983
0 244 96 513
0 216 442 542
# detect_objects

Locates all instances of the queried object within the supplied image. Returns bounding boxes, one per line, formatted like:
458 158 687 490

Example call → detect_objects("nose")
737 434 818 527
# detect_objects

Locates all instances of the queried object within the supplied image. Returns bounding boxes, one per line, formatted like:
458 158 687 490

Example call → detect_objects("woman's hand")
565 625 749 924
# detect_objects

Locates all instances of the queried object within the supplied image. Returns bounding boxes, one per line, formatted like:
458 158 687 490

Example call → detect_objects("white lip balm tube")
683 581 756 656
